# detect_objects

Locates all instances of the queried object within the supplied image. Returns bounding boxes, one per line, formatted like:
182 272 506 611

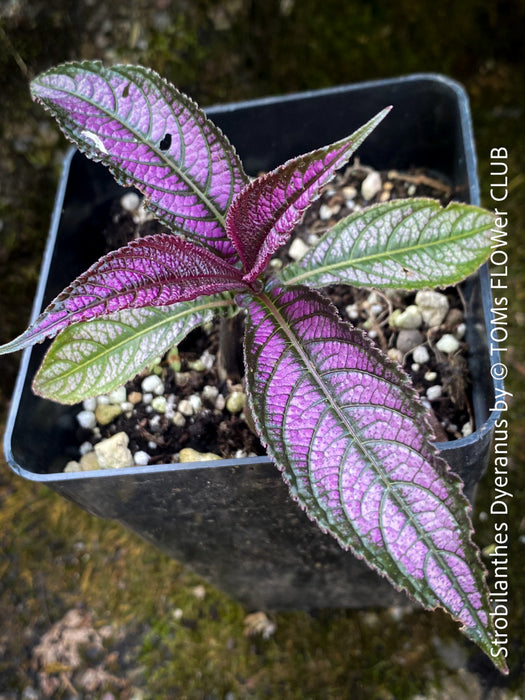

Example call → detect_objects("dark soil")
78 163 473 465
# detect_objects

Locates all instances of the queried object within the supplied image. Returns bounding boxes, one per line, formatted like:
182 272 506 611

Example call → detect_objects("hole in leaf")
122 82 130 98
159 133 172 151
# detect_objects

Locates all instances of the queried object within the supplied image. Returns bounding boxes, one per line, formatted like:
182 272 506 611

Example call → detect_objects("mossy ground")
0 1 524 697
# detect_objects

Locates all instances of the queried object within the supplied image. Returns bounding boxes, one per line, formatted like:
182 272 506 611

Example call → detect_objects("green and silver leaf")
280 199 494 290
33 296 235 403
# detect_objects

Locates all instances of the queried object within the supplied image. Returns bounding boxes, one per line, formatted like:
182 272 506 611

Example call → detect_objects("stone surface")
396 329 424 354
426 385 443 401
94 432 134 469
415 290 449 327
226 390 246 414
360 170 382 200
141 375 165 395
179 448 221 463
436 334 460 354
393 305 422 330
64 450 100 472
177 399 194 416
108 386 127 404
76 410 97 430
133 450 150 466
120 191 140 211
288 237 310 261
95 403 122 426
412 345 430 364
151 396 167 413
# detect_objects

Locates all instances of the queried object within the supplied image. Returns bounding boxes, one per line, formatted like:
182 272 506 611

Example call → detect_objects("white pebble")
96 395 110 405
188 359 205 372
462 421 473 437
388 348 403 364
370 303 383 316
215 394 226 411
407 184 417 195
134 450 150 466
319 204 334 220
200 350 215 370
361 171 382 200
188 394 202 412
121 191 141 211
345 303 359 320
412 345 430 364
141 374 165 395
151 396 167 413
424 370 437 382
175 372 190 387
307 233 320 246
94 432 134 469
147 440 157 450
64 461 81 473
121 401 134 413
178 399 194 416
149 414 162 431
202 385 219 402
394 305 422 330
436 334 460 354
226 391 246 414
455 322 466 339
76 410 96 430
108 386 127 404
411 363 420 372
82 397 97 412
79 441 93 455
426 385 443 401
342 185 357 199
415 290 449 327
172 412 186 427
288 237 310 261
179 448 221 463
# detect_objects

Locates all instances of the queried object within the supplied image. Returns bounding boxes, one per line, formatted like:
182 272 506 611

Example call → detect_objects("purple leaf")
226 108 391 282
31 62 248 261
0 235 246 354
240 281 504 669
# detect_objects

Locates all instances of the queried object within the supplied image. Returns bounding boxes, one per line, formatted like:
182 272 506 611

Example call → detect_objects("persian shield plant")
0 62 507 673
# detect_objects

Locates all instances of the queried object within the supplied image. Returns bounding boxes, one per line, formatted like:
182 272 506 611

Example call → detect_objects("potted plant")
1 63 507 673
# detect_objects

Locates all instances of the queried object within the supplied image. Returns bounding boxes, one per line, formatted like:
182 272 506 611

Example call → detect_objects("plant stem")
217 314 244 383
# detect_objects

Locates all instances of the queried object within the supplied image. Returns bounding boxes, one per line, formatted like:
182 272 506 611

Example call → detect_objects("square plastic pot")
4 74 503 610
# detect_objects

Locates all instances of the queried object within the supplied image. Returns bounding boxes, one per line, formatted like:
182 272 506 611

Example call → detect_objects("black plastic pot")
4 74 503 609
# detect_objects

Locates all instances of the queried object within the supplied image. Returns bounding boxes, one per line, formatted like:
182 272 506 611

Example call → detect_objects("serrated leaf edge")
241 283 504 669
33 296 236 404
281 198 494 288
31 61 249 241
